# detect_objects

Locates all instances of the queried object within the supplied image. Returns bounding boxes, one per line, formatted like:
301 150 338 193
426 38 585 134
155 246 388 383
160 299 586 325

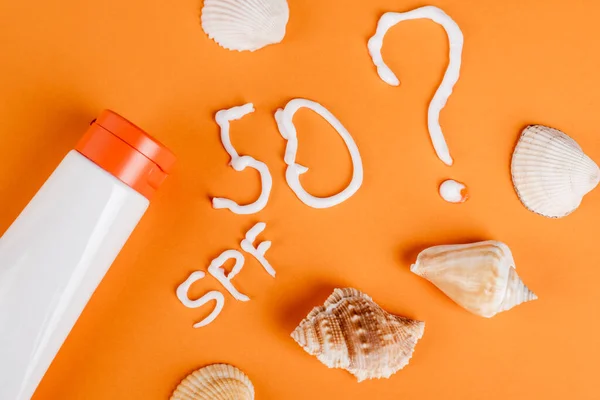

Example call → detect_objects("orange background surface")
0 0 598 398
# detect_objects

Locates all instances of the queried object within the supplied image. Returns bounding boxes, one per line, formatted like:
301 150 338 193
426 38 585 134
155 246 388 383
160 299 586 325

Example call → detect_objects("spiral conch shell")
291 288 425 382
511 125 600 218
170 364 254 400
411 241 538 318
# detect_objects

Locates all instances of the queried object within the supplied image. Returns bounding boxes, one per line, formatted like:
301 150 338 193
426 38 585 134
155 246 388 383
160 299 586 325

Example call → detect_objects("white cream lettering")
208 249 250 301
176 271 225 328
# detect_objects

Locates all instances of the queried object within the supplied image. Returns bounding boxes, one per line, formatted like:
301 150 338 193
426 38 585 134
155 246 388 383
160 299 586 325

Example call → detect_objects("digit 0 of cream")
275 98 364 209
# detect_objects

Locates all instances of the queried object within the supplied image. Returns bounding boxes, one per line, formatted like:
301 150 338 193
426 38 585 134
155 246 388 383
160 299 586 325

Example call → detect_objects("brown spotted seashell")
291 288 425 382
170 364 254 400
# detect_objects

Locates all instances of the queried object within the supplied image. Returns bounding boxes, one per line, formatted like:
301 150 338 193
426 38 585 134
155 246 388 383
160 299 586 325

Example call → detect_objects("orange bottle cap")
75 110 176 200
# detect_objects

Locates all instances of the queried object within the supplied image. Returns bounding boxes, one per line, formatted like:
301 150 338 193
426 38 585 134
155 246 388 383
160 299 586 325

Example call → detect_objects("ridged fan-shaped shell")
411 241 538 318
511 125 600 218
291 288 425 382
170 364 254 400
201 0 290 52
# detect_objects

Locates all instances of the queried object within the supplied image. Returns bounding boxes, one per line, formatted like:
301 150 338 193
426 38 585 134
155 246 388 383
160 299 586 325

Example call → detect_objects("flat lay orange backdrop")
0 0 599 398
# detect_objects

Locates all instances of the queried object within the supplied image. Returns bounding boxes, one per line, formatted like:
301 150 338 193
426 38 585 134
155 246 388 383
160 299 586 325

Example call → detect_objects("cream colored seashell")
291 288 425 382
511 125 600 218
170 364 254 400
201 0 290 52
411 241 538 318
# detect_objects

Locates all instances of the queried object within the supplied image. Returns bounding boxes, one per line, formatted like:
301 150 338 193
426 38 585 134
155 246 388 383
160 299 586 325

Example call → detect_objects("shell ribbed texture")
511 125 600 218
291 288 425 382
498 267 538 313
171 364 254 400
201 0 290 52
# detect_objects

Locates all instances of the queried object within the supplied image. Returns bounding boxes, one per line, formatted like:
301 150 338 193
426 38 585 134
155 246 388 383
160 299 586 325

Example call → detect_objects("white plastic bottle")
0 110 175 400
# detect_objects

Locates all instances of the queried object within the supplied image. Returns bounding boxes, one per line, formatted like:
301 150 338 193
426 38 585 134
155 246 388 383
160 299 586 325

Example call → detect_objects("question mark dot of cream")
439 179 469 203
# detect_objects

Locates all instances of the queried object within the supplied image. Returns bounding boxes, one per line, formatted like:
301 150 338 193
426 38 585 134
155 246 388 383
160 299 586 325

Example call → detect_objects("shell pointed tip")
530 292 539 302
290 327 299 340
290 325 305 347
414 320 426 339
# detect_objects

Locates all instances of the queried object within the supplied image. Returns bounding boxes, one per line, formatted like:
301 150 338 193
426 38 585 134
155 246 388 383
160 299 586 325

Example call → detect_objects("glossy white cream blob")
275 98 363 208
176 271 225 328
439 179 468 203
241 222 276 277
368 6 464 166
208 250 249 302
213 103 273 215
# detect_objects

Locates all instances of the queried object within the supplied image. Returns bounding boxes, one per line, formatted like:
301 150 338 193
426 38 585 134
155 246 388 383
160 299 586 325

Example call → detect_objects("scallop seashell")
201 0 290 52
170 364 254 400
411 241 538 318
511 125 600 218
291 288 425 382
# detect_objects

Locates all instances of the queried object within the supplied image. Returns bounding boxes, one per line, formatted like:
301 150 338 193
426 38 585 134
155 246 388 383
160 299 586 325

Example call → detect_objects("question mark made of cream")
368 6 468 203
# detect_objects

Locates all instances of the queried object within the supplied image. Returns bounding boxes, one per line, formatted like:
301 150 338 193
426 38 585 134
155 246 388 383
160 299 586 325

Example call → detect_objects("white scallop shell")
170 364 254 400
511 125 600 218
201 0 290 52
